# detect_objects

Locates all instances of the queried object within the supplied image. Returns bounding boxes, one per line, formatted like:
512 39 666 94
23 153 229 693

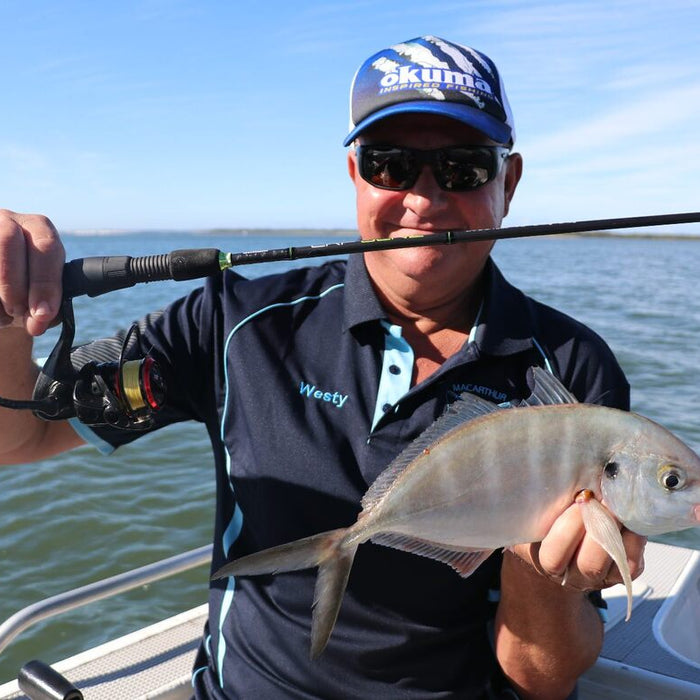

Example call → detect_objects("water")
1 231 699 683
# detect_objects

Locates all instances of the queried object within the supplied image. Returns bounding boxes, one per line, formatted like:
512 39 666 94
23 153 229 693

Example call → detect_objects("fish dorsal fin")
361 392 500 512
371 533 494 578
521 366 578 406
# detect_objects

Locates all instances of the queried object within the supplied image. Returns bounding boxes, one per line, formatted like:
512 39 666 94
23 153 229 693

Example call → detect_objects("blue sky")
2 0 699 233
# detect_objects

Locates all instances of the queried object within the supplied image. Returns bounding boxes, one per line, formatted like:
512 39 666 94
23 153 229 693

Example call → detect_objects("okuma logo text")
379 67 494 95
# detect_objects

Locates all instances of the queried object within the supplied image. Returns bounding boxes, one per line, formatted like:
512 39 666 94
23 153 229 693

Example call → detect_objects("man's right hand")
0 209 65 336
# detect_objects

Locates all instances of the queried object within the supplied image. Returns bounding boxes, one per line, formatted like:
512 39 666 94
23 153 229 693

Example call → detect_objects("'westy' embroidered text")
300 381 348 408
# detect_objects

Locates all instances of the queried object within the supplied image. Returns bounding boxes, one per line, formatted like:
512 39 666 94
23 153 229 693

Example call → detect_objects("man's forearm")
0 328 42 454
494 550 603 700
0 328 83 463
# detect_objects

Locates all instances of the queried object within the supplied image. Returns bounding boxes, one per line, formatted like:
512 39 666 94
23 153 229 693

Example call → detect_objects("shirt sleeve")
559 334 630 411
70 277 221 452
534 306 630 411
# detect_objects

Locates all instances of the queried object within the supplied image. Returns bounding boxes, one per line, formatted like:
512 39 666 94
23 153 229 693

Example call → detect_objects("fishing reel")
68 322 166 430
0 248 228 430
0 297 165 430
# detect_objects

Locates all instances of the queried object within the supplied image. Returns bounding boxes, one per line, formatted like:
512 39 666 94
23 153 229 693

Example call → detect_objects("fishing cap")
343 35 515 147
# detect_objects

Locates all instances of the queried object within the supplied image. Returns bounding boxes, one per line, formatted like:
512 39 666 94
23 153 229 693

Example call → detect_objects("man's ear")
347 147 358 182
502 152 523 218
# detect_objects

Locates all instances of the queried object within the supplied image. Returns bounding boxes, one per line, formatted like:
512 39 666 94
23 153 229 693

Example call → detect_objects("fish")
213 367 700 658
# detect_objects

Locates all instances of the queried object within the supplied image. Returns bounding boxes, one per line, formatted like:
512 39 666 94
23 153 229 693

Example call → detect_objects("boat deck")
0 605 206 700
0 542 698 699
580 541 700 699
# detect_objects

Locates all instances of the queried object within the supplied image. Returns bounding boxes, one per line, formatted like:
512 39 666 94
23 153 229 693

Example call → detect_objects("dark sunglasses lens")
359 148 417 190
435 148 497 191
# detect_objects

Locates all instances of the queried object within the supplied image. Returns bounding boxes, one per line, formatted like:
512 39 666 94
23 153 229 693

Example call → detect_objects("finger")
568 526 616 587
0 210 30 321
511 505 648 594
14 212 64 336
536 503 587 578
542 515 646 592
623 531 647 578
600 531 647 587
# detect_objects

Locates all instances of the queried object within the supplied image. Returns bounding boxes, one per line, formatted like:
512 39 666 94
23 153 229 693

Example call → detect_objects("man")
0 36 645 699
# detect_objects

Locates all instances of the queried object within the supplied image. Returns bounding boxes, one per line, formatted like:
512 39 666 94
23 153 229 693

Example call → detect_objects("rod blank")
226 211 700 266
62 211 700 298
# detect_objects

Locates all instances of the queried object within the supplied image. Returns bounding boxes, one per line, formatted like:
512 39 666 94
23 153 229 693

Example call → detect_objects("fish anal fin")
372 532 494 578
576 489 633 621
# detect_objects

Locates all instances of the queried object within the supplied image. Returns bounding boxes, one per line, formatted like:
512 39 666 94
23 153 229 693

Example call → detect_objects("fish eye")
657 465 686 491
604 461 619 479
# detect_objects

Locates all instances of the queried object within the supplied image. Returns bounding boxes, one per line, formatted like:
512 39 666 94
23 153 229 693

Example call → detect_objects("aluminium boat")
0 540 698 699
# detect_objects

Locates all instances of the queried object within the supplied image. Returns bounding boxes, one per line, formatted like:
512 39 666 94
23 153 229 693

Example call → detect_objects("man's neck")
372 276 485 386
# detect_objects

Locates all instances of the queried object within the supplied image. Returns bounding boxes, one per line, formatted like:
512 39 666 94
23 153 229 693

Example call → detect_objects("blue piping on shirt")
215 281 345 689
69 417 115 455
532 337 554 374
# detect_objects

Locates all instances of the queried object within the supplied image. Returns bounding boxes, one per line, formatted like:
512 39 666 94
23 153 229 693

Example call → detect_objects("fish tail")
212 528 347 578
311 536 357 658
211 528 357 657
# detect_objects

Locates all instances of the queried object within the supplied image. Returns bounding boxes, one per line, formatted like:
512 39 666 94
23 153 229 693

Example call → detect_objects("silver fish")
213 368 700 658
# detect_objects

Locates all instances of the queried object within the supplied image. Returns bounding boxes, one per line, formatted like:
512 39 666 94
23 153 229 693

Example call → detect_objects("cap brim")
343 101 512 147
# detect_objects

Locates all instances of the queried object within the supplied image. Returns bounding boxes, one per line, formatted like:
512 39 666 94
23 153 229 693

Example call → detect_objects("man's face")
347 113 522 302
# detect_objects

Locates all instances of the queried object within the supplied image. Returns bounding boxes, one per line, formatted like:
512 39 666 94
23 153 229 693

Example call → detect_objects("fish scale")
365 406 604 545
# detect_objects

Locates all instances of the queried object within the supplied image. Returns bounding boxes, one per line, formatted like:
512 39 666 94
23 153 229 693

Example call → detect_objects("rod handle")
62 248 223 298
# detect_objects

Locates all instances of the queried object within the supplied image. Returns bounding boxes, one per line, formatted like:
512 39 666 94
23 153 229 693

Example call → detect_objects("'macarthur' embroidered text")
451 383 507 402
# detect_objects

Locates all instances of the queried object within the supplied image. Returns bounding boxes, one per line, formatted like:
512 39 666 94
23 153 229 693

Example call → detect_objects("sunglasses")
356 144 510 192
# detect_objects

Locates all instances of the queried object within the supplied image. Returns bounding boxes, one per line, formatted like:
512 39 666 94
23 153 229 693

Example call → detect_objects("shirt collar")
343 254 536 357
472 259 536 356
343 254 387 331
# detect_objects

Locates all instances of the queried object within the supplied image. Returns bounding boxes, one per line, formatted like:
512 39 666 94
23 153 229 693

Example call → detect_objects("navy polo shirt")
78 254 629 699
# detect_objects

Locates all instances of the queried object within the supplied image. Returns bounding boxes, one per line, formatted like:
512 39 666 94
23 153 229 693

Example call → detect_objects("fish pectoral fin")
372 533 494 578
576 490 634 621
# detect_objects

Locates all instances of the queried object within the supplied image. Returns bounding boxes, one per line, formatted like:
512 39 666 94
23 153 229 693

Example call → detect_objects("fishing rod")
1 210 698 428
62 211 700 299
